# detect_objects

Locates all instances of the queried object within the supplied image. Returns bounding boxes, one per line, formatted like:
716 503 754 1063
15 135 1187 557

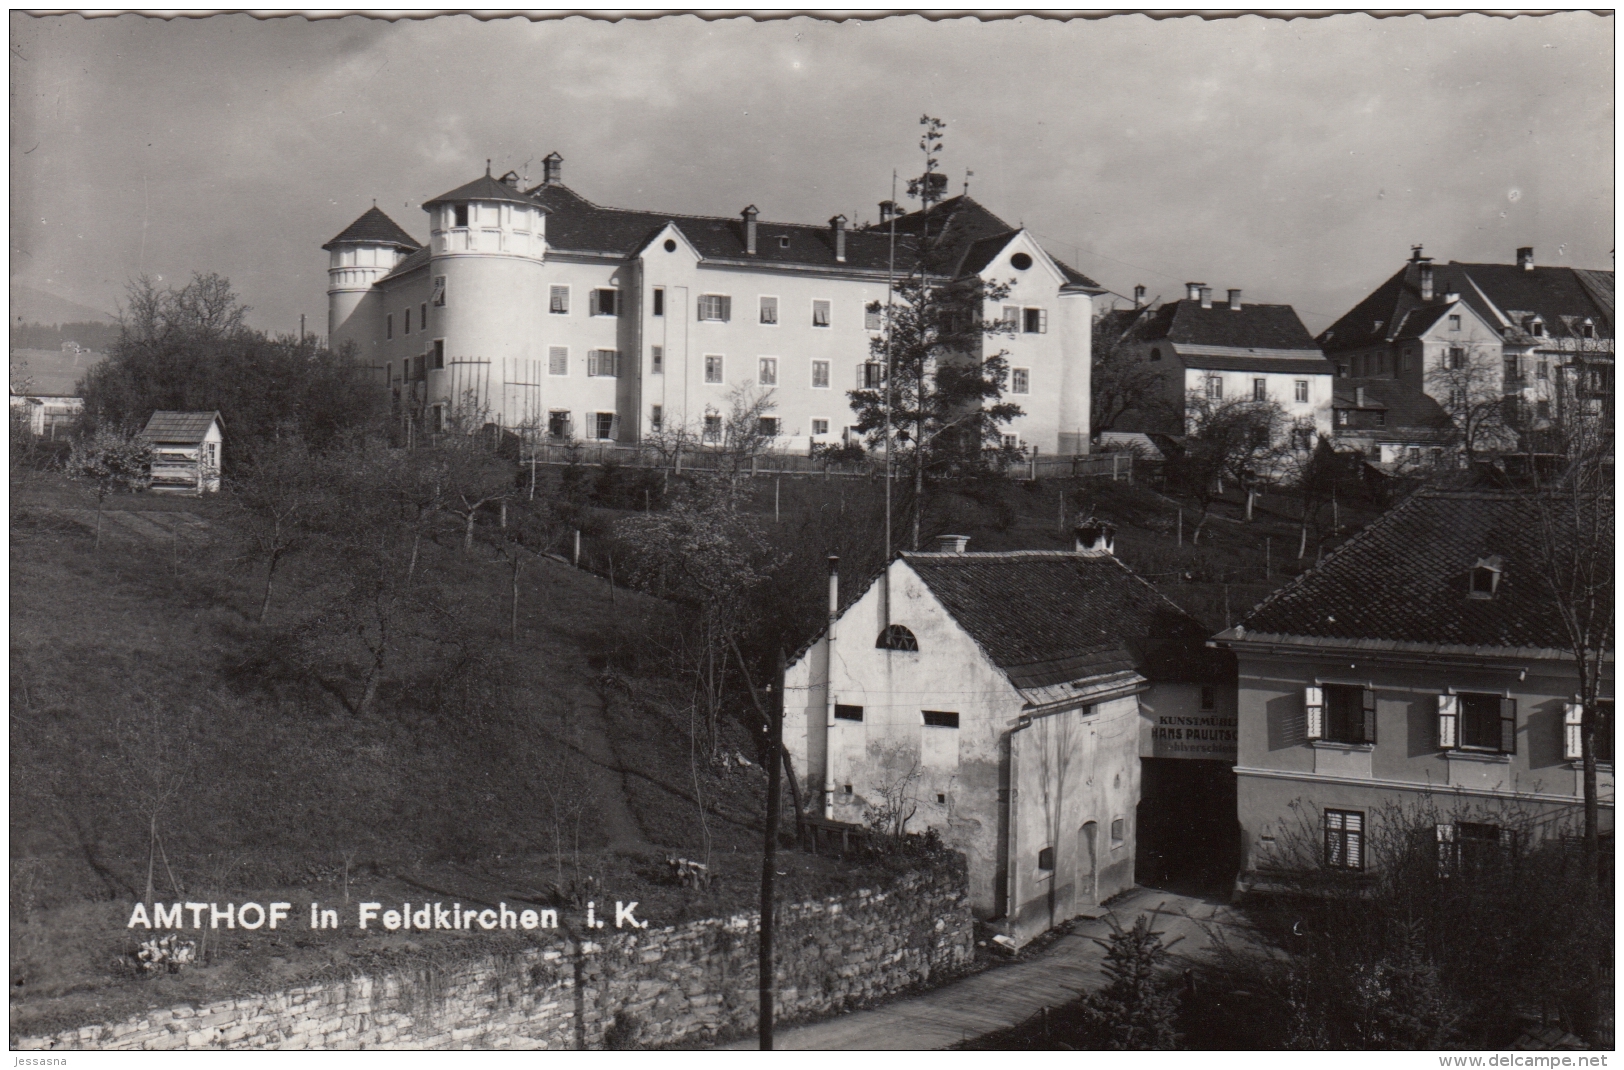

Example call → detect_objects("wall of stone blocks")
15 867 973 1051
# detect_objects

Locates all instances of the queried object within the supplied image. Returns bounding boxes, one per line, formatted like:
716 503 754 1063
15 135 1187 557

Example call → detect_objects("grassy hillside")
8 474 907 1038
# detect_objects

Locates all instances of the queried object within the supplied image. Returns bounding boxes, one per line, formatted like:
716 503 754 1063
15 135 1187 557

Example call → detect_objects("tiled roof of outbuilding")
140 410 222 444
1228 490 1609 653
904 550 1221 689
1132 298 1322 352
322 207 422 252
1331 379 1454 430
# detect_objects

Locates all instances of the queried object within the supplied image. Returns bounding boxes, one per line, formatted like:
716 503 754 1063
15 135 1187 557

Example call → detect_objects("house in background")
1213 489 1612 884
1105 283 1334 454
140 411 224 495
8 341 99 437
1330 378 1457 471
781 519 1231 946
1318 246 1614 433
326 154 1104 454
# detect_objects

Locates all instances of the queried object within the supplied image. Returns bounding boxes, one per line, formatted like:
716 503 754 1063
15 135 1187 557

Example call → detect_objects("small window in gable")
877 624 919 651
1010 252 1033 270
1448 314 1461 331
1468 555 1504 599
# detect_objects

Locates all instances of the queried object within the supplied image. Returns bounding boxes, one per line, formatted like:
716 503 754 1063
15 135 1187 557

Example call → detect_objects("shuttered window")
592 288 620 316
588 350 620 378
1304 686 1324 741
865 306 883 331
698 294 731 322
1023 308 1047 334
550 286 570 314
548 346 568 377
1565 702 1585 761
1437 694 1458 749
812 300 831 328
1442 692 1516 754
1324 809 1363 870
432 276 447 307
1323 684 1376 745
759 296 778 325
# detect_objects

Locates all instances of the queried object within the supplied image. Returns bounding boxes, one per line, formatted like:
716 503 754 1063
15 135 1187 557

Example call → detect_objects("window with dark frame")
593 288 620 317
453 204 469 228
1323 683 1376 745
594 412 615 441
421 303 427 330
1295 380 1309 403
834 704 864 722
1458 692 1515 752
430 339 444 370
386 313 393 339
651 346 663 374
1253 378 1267 401
547 410 570 438
1037 846 1054 871
812 418 829 435
650 405 662 433
550 286 569 315
704 355 723 383
760 296 778 325
1324 809 1364 870
1023 307 1047 334
812 300 831 328
922 711 959 728
757 416 780 438
812 359 830 389
877 625 919 651
702 414 722 441
652 287 664 317
1111 818 1124 846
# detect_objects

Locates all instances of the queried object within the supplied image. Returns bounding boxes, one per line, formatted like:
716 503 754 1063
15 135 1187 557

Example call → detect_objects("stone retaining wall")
15 866 973 1050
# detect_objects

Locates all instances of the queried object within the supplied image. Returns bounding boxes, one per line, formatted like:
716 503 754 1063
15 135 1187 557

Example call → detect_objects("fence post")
573 529 581 568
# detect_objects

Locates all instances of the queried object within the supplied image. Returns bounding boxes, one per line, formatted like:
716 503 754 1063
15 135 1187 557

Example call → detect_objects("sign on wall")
1146 711 1237 761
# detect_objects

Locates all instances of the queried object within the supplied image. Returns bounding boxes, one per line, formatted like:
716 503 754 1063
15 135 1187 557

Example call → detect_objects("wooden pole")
775 476 780 523
573 529 581 568
759 649 786 1050
1265 536 1271 578
1177 508 1183 547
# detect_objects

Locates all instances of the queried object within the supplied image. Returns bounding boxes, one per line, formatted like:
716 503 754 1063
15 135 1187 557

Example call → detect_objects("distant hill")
10 346 104 397
10 282 116 327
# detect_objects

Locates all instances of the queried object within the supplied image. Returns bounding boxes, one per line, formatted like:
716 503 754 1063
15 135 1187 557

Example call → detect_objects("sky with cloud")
9 11 1614 335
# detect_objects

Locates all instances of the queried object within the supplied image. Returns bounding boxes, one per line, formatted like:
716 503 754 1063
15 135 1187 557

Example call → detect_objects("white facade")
326 168 1099 454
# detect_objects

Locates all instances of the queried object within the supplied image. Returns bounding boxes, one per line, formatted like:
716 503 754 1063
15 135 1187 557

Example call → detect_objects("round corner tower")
420 166 549 424
323 206 421 347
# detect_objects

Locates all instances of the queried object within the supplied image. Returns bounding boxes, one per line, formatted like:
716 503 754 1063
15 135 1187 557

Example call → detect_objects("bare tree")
1169 395 1289 541
231 440 326 623
1425 339 1515 461
862 742 924 838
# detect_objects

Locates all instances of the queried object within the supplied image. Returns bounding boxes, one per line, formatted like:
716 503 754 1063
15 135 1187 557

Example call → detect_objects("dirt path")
558 683 646 851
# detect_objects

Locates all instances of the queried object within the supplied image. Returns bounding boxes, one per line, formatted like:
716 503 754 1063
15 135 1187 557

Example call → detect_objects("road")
719 886 1245 1051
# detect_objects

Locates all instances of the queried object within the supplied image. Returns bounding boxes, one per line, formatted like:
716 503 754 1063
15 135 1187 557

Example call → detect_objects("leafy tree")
81 273 382 457
65 427 153 548
1080 911 1184 1049
230 440 327 623
846 115 1023 550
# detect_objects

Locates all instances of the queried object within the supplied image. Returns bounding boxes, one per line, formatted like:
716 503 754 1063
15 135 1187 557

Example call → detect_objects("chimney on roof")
1073 516 1116 555
1199 286 1213 310
1228 288 1243 311
934 534 970 554
830 215 848 262
742 205 759 256
1443 291 1460 304
1186 282 1203 302
1419 261 1435 302
1133 284 1146 308
541 152 563 187
1517 246 1534 271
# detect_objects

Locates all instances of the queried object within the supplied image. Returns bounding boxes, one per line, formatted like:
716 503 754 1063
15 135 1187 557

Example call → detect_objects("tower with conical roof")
418 165 549 424
322 206 421 342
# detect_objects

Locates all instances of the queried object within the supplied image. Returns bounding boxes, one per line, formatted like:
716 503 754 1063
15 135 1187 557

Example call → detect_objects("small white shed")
140 411 225 495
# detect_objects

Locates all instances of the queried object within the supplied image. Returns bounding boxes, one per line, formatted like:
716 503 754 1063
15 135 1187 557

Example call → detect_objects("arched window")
877 624 919 651
1149 347 1162 362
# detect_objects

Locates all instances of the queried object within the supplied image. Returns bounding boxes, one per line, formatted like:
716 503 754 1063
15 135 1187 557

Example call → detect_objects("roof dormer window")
1580 318 1596 339
1522 315 1544 337
1468 555 1504 599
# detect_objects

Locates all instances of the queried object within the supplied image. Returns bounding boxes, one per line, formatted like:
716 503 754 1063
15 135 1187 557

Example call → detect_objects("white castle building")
325 153 1104 454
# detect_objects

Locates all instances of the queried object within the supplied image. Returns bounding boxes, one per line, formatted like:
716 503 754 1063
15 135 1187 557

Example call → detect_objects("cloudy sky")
10 11 1614 335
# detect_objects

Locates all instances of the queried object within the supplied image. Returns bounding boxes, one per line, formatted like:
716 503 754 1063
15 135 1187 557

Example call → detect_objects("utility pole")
758 648 786 1050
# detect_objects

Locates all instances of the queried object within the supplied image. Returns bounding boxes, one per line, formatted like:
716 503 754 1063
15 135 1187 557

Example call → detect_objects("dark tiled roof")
1320 259 1614 352
1132 299 1321 352
904 551 1218 689
424 173 540 209
1234 490 1608 652
377 246 431 285
140 410 221 444
1390 303 1452 341
322 207 421 252
1332 379 1454 430
527 183 911 272
1055 259 1104 291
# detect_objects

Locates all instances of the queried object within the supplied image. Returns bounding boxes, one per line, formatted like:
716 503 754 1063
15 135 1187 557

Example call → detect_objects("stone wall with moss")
14 866 972 1051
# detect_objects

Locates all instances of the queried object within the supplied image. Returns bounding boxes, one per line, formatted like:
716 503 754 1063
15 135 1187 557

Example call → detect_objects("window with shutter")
865 306 883 331
812 300 831 328
432 276 447 307
1437 694 1458 749
811 360 830 389
1324 809 1363 869
1023 307 1047 334
1362 687 1377 744
720 295 732 322
587 351 598 377
548 346 568 377
550 286 570 315
1499 697 1517 755
1002 306 1019 331
1321 684 1374 744
1304 686 1324 740
759 296 778 325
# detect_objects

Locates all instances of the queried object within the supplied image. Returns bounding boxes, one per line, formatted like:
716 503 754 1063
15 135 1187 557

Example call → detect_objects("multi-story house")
1105 283 1334 454
323 154 1104 454
1318 246 1615 439
780 520 1231 945
1214 489 1613 881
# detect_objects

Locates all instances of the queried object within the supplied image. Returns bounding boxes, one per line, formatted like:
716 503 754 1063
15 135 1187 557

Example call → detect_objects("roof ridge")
534 183 906 236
